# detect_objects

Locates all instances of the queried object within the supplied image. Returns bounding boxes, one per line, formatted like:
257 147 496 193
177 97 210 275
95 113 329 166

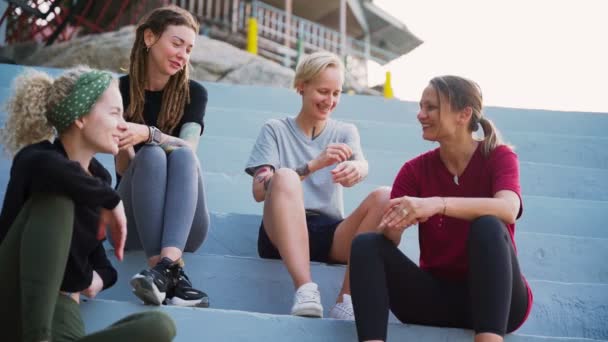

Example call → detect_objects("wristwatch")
147 126 162 144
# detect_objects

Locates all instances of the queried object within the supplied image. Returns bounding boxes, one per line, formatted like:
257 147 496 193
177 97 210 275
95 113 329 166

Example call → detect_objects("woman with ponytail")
0 67 175 341
349 76 533 342
115 5 210 308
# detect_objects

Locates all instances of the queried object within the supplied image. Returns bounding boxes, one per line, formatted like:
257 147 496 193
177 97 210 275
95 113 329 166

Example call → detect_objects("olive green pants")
0 193 176 342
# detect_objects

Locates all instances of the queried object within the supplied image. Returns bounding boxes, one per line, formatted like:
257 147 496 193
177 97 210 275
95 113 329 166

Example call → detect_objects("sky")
367 0 608 113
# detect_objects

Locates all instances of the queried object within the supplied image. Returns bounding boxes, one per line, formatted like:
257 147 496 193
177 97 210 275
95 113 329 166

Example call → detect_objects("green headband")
48 70 113 132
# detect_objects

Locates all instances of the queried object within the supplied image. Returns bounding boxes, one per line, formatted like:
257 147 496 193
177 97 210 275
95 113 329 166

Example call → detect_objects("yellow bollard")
247 17 258 55
383 71 393 99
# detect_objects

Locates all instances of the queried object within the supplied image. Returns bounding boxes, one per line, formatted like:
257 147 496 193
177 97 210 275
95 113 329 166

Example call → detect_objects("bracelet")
441 197 447 217
146 125 153 144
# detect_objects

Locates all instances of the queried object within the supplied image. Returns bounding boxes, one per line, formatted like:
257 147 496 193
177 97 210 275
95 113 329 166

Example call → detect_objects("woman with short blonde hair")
245 51 391 320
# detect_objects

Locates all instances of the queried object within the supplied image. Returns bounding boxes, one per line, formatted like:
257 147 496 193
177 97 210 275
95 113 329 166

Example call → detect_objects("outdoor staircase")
1 63 607 341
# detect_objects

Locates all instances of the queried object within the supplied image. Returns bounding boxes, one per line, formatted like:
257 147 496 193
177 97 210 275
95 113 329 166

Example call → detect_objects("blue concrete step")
196 172 608 217
2 64 608 137
1 62 607 341
200 213 608 284
202 112 608 169
97 252 608 340
80 299 607 342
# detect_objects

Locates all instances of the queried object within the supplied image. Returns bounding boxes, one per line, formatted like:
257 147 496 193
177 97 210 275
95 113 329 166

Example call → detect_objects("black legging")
350 215 529 341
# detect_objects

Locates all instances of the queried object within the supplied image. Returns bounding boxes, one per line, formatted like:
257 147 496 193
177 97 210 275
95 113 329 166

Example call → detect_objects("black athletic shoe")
164 265 209 308
130 257 175 305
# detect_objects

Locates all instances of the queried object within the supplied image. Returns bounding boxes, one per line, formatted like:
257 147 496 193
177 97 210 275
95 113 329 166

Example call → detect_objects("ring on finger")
401 208 409 216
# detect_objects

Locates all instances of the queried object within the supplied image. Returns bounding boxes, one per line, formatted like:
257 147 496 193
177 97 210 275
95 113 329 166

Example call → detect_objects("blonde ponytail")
478 116 505 156
0 69 55 156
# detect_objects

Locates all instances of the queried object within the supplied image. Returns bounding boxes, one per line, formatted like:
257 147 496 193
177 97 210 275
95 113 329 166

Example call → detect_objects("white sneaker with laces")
291 282 323 318
329 294 355 320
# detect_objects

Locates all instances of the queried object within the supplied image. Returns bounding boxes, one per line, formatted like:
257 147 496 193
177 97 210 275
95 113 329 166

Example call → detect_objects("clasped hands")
380 196 441 245
117 122 187 153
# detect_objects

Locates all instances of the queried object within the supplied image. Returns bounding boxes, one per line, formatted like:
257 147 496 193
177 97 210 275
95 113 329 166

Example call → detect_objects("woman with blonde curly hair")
0 67 176 341
115 5 210 308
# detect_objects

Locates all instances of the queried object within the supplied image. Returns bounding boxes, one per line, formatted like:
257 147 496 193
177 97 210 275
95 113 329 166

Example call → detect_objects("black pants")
349 216 529 341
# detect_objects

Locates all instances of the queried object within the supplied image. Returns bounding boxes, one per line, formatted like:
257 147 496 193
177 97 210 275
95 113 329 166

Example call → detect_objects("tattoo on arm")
179 122 202 150
295 163 310 177
254 166 271 183
253 165 274 193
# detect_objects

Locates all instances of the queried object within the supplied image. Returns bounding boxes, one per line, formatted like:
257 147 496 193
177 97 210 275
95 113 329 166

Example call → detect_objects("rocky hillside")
0 26 376 94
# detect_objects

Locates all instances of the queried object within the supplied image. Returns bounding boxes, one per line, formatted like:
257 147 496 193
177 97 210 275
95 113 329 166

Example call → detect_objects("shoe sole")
130 275 166 306
166 296 210 308
291 305 323 318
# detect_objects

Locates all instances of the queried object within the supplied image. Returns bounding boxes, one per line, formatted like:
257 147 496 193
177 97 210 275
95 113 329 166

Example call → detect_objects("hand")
118 123 149 149
313 143 352 170
380 196 440 230
331 161 362 187
82 271 104 298
160 138 189 154
98 201 127 261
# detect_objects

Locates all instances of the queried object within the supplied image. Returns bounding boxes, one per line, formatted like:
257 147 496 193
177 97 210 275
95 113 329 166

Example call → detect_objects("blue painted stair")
1 64 607 341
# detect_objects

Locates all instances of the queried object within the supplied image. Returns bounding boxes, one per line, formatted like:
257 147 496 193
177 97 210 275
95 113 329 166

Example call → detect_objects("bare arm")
440 190 520 224
381 190 521 235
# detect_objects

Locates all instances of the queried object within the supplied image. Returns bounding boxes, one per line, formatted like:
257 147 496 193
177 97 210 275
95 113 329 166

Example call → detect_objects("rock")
0 26 376 94
0 26 295 89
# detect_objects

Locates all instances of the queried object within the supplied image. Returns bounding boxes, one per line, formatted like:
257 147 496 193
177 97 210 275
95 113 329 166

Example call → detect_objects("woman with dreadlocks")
115 5 210 308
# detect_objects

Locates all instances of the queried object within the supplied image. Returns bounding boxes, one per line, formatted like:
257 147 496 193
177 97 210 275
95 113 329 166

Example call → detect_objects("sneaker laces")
295 285 320 304
334 300 354 316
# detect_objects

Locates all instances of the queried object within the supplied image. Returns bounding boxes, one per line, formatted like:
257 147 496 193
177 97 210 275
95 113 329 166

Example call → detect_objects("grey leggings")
117 145 210 257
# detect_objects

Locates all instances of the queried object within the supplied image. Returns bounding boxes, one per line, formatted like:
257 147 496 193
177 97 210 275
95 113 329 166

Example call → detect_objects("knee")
145 311 176 341
134 145 166 166
25 194 74 236
365 186 391 209
169 146 197 163
31 193 74 212
468 215 508 248
270 168 301 195
351 232 385 263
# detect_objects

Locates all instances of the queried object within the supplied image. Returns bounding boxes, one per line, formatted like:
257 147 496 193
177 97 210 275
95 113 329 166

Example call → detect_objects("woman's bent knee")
468 215 508 247
134 145 166 166
269 168 301 194
29 193 74 220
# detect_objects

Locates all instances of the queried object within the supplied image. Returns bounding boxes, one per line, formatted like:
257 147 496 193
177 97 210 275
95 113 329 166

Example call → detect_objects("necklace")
453 174 459 185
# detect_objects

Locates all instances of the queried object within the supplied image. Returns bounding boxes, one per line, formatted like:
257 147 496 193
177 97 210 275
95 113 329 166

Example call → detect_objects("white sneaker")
329 294 355 320
291 282 323 318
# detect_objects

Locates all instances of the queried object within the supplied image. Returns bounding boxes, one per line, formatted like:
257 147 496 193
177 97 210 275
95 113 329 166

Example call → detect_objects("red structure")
0 0 166 45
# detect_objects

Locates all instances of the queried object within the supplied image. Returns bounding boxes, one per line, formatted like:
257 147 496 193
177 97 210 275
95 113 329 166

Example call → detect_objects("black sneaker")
164 265 209 308
130 257 175 305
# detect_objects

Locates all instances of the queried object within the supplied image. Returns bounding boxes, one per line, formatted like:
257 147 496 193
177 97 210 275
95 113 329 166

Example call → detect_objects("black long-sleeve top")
0 139 121 292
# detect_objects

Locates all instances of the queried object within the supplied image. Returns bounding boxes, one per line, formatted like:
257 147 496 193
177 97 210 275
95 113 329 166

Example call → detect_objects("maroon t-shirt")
391 144 533 322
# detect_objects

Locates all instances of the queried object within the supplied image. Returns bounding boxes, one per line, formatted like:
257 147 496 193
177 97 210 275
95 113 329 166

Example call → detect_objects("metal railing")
169 0 400 66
